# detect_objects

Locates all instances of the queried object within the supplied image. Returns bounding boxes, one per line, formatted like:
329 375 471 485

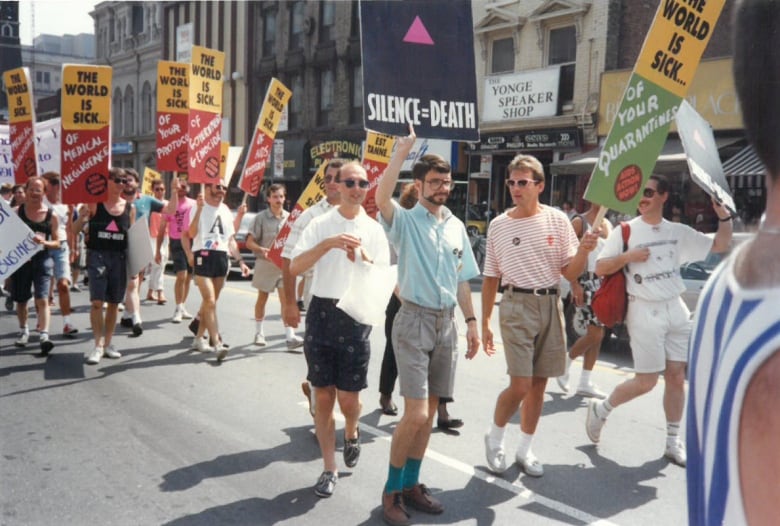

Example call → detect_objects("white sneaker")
664 439 687 467
63 323 79 337
104 344 121 359
556 373 570 394
516 451 544 477
576 382 607 399
180 308 194 320
15 332 29 347
484 432 508 474
286 334 304 351
254 333 267 346
585 399 607 443
86 346 103 365
172 309 183 323
194 336 212 353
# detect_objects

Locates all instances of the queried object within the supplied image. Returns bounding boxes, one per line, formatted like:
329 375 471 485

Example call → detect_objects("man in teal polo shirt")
375 127 481 526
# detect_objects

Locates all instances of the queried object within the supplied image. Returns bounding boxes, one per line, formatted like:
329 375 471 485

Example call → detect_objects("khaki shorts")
499 288 566 378
252 258 283 292
392 301 458 400
625 296 690 373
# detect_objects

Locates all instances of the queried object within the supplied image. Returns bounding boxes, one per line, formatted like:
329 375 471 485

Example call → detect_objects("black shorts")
193 250 229 278
304 295 372 392
87 249 128 304
169 239 192 273
11 253 53 303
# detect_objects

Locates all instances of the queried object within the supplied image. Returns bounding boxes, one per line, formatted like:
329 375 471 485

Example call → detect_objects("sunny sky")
17 0 96 46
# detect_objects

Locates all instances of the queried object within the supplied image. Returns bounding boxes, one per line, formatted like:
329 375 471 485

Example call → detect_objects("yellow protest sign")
61 65 112 131
189 46 224 114
4 68 34 124
142 167 161 196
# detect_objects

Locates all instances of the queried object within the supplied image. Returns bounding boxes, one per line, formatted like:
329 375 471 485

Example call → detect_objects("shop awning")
723 145 766 188
549 138 736 176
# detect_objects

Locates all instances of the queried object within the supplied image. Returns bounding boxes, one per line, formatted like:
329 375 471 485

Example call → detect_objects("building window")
350 64 363 124
319 1 335 43
548 26 576 110
289 1 304 50
141 81 153 133
288 73 303 129
124 85 135 136
131 5 144 35
262 9 276 57
113 88 123 137
36 71 42 83
43 71 50 85
491 37 514 73
318 68 334 127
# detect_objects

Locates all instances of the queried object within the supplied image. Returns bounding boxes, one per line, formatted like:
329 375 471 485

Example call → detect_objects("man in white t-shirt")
290 161 389 499
187 179 249 361
586 174 732 467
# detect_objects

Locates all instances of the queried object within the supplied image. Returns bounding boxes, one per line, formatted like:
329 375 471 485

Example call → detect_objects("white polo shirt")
291 206 389 300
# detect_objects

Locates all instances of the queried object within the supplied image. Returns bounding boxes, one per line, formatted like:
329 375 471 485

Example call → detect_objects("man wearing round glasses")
290 161 389 498
482 154 598 478
375 127 480 524
587 174 732 467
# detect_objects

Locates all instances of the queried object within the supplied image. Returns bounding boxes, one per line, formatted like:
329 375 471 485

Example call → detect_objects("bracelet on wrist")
464 316 477 324
719 215 733 222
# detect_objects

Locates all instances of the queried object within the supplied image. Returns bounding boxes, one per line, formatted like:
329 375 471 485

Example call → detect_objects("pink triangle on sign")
403 16 434 45
105 220 119 233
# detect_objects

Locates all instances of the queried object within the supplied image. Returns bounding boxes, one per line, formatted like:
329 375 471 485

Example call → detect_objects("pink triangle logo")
403 16 434 45
106 220 119 233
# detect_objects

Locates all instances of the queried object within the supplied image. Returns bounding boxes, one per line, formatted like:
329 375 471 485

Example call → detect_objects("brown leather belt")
505 285 558 296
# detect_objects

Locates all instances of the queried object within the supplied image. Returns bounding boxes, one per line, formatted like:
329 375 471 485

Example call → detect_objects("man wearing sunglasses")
187 179 249 360
375 127 480 525
290 161 389 499
72 167 135 364
587 174 732 468
482 155 598 479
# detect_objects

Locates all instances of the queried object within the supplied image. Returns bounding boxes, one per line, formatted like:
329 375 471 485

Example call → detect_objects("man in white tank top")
687 2 780 524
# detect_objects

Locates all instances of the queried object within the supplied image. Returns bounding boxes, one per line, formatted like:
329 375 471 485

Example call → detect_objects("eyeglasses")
506 179 540 188
424 178 453 190
213 185 227 191
153 187 165 192
112 177 128 185
341 179 370 189
48 179 60 186
643 187 661 198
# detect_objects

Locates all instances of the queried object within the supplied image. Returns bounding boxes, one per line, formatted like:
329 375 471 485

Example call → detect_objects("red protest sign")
3 68 38 183
156 60 190 171
361 132 395 218
60 64 112 204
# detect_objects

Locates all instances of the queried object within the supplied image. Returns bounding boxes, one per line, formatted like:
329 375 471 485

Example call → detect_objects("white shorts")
625 296 691 373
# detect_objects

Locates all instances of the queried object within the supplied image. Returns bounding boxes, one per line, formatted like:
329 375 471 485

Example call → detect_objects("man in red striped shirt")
481 154 598 477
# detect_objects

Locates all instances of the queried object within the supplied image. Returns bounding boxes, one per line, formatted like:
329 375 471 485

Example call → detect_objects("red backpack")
591 222 630 328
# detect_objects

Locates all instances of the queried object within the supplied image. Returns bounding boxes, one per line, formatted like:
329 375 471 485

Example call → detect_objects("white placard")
482 66 560 122
176 23 193 63
127 219 153 277
0 199 43 280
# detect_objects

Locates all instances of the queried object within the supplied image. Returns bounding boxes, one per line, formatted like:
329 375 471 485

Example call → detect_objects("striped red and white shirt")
484 205 578 288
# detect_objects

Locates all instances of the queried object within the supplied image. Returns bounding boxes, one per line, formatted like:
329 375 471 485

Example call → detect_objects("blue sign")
112 142 134 155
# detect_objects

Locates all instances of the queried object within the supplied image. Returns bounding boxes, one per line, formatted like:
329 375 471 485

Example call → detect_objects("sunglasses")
341 179 370 189
506 179 539 188
213 184 227 191
643 188 661 198
153 187 165 191
112 177 128 185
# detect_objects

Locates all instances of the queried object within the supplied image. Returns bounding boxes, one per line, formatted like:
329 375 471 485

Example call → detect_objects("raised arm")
376 125 416 226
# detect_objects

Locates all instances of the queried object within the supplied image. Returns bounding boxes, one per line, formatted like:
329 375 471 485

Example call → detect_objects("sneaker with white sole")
664 439 687 467
576 382 607 399
193 337 212 353
40 335 54 356
286 334 304 351
86 346 103 365
556 373 570 394
484 433 508 474
181 308 194 320
172 310 183 323
104 344 121 359
516 451 544 477
216 343 229 362
254 333 266 346
585 399 607 443
15 332 29 347
63 323 79 337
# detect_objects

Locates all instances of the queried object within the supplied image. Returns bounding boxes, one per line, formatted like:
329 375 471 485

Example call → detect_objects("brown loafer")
382 490 410 526
402 483 443 514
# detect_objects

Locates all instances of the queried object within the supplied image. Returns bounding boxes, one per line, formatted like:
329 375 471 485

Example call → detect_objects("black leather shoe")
343 429 361 468
437 418 464 430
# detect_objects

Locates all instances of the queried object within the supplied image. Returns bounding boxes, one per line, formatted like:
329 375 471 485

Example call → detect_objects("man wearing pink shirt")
158 175 196 323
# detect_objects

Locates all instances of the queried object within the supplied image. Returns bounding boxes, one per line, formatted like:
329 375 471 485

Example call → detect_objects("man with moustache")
376 127 480 525
586 174 732 467
290 161 389 498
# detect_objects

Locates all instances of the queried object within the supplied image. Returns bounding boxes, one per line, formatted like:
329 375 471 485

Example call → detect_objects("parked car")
680 231 753 311
231 211 258 274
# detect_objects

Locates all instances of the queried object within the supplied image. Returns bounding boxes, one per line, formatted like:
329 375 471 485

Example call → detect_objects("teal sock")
384 464 404 493
402 458 422 489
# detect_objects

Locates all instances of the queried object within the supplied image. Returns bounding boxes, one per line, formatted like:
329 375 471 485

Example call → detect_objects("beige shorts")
499 289 566 378
252 258 283 293
625 296 690 373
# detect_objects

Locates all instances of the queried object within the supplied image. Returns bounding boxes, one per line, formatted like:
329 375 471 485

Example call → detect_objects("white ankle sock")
579 370 592 387
666 421 681 444
285 326 295 339
256 319 264 334
516 431 534 459
488 423 506 447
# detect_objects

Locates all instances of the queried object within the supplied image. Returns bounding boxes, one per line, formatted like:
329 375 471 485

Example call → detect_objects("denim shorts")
11 253 53 303
304 295 372 392
49 246 71 282
88 249 128 304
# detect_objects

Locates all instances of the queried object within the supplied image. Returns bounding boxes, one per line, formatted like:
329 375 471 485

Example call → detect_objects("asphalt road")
1 273 688 526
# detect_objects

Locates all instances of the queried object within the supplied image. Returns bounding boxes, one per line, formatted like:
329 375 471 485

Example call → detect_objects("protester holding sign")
160 176 196 323
687 2 780 523
11 176 60 355
586 175 732 467
72 167 135 365
376 127 480 524
290 161 389 499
